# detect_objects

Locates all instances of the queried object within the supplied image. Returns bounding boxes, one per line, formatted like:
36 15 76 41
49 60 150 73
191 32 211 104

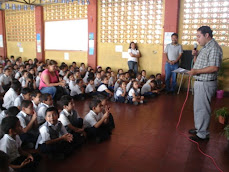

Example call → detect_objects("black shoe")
188 129 197 135
189 135 209 142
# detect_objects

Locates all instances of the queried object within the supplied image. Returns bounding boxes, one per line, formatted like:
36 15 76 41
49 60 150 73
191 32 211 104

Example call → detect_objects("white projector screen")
45 19 88 51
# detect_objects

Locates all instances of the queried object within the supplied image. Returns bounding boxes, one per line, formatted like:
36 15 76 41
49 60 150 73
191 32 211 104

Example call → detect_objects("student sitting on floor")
114 80 128 103
31 90 41 113
3 80 21 109
141 70 147 83
14 88 31 109
126 76 135 93
58 95 85 147
0 116 40 171
114 73 125 93
97 75 113 98
36 107 74 158
85 78 96 97
141 80 159 98
37 93 53 125
14 65 24 80
84 99 111 143
18 70 28 88
0 67 12 92
17 100 39 147
0 106 20 125
155 73 165 92
94 72 102 89
108 71 116 89
0 150 12 172
146 74 156 84
128 80 144 105
97 95 115 130
136 73 143 87
69 78 85 100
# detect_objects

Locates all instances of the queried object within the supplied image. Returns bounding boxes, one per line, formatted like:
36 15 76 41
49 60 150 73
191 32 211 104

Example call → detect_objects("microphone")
194 43 198 50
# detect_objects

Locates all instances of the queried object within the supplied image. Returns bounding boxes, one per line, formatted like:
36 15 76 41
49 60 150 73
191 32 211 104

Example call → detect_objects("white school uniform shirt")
79 67 86 73
128 88 140 97
69 82 82 96
83 71 89 83
0 110 6 124
37 103 50 124
15 71 22 80
141 83 151 95
63 75 70 84
108 76 114 87
97 83 108 92
128 48 139 62
94 78 101 87
3 88 18 109
59 70 65 76
58 109 80 127
36 76 40 88
126 81 132 92
0 74 12 86
19 76 26 87
115 87 124 97
114 79 120 92
83 110 103 128
32 101 39 113
17 111 32 129
36 121 67 148
14 94 24 107
0 134 22 162
85 83 95 93
141 76 147 83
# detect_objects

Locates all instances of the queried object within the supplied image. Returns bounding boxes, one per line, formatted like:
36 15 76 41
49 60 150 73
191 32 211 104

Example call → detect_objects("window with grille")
181 0 229 47
99 0 164 44
5 10 36 42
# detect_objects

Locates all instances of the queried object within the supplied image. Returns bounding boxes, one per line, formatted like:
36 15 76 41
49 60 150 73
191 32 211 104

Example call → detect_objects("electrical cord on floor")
176 76 223 172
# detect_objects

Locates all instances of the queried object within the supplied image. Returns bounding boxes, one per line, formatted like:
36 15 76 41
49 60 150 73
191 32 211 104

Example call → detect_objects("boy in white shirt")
84 99 111 143
69 78 85 100
59 95 85 147
14 65 24 80
0 106 20 125
16 100 38 146
14 88 31 109
114 73 125 92
31 90 41 113
141 80 159 97
114 80 128 103
97 75 113 98
0 67 12 92
94 72 102 89
85 78 96 97
37 93 53 125
36 107 74 157
3 80 21 109
0 116 40 171
18 70 28 88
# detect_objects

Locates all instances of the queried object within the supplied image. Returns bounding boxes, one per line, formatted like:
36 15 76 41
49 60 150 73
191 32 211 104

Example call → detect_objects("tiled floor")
41 92 229 172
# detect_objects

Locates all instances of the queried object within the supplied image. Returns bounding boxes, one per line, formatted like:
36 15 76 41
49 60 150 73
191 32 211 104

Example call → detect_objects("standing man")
188 26 222 141
164 33 183 94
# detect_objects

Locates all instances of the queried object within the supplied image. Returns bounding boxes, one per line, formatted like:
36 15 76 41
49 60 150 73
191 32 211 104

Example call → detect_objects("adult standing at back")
164 33 183 94
128 42 141 75
188 26 222 141
39 60 65 100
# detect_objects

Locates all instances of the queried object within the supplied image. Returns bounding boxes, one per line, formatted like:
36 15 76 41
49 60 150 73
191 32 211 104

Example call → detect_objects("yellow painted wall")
7 42 36 61
178 0 229 91
45 51 87 66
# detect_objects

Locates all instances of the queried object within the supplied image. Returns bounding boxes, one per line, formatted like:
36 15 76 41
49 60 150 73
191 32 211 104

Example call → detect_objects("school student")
0 67 12 92
37 93 53 125
0 150 11 172
114 80 128 103
84 99 111 143
141 80 159 97
58 95 85 147
128 80 144 105
85 78 96 97
16 100 38 146
18 70 28 88
114 73 125 92
14 88 31 109
31 90 41 113
0 106 20 125
0 116 40 171
155 73 165 92
94 72 102 88
141 70 147 83
3 80 21 109
97 75 113 97
14 65 24 80
69 78 85 100
36 107 74 157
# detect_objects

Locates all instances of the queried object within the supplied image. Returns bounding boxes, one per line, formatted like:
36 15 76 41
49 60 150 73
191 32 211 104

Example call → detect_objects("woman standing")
128 42 141 75
39 60 65 99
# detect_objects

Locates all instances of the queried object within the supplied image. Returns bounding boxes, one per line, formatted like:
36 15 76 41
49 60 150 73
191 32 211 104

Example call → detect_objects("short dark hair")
156 73 161 77
40 93 51 102
59 95 72 108
48 60 58 66
31 89 41 98
1 116 19 134
197 26 213 38
22 70 28 76
87 77 94 82
5 106 20 117
21 87 31 95
101 75 108 81
136 73 142 77
149 74 156 79
67 72 74 79
21 100 33 108
0 150 9 171
171 33 178 38
89 99 101 110
11 80 21 92
150 80 157 86
45 107 58 117
76 78 83 84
